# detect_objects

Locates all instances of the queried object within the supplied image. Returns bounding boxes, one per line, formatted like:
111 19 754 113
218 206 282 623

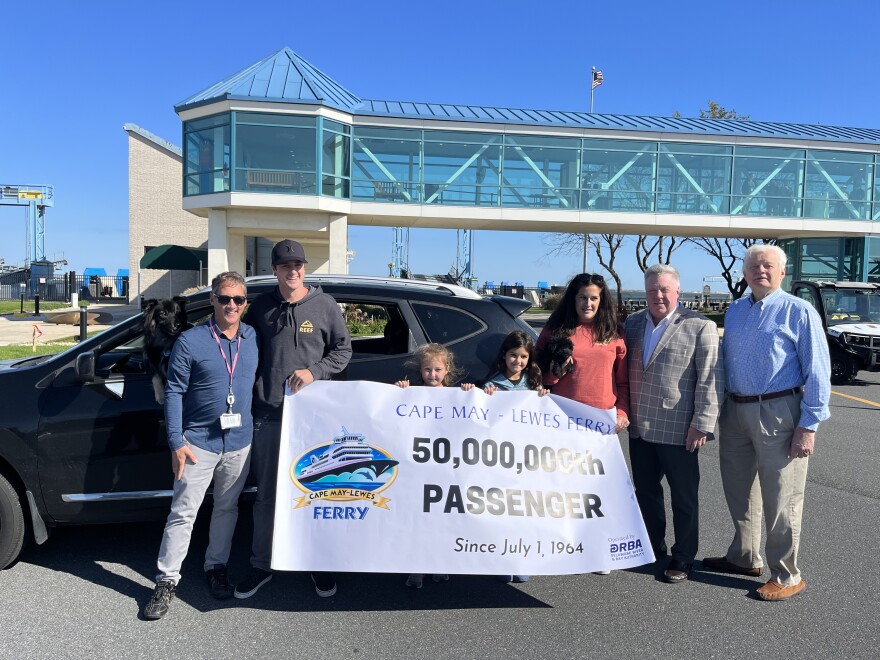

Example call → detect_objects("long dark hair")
546 273 618 343
485 330 543 390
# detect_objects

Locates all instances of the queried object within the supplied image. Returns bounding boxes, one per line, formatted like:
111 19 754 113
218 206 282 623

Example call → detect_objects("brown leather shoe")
662 559 692 583
702 556 763 577
756 579 806 601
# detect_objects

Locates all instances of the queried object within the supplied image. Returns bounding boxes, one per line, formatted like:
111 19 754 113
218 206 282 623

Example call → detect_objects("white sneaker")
593 570 611 575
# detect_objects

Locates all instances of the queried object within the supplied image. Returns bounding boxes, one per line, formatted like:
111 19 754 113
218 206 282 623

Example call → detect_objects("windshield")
823 290 880 326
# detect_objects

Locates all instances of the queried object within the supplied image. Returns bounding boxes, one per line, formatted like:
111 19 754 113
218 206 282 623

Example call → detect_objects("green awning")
139 245 207 271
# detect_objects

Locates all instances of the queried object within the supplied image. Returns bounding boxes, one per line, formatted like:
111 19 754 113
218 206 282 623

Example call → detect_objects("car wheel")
0 473 25 570
830 355 857 385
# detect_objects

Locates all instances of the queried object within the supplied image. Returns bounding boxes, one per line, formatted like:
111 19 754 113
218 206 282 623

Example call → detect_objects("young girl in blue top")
395 343 462 589
483 330 548 396
483 330 547 583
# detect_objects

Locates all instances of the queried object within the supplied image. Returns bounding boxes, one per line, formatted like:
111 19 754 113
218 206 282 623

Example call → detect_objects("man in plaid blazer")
624 264 723 583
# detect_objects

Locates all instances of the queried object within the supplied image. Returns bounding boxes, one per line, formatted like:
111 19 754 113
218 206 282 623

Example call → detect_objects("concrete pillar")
207 210 229 281
328 213 348 274
207 210 245 280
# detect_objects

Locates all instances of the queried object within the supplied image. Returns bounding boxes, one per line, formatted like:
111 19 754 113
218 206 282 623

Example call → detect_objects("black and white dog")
142 296 188 404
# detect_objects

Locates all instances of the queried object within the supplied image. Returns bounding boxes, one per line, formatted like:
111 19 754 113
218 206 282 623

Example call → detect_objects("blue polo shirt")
164 319 260 452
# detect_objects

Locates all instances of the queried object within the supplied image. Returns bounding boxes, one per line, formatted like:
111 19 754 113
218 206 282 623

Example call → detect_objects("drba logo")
290 427 399 519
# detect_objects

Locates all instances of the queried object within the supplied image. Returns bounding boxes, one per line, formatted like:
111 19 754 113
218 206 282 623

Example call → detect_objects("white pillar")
328 213 348 274
208 210 245 280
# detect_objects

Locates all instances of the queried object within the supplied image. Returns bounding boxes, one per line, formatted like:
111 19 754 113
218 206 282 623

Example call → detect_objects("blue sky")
1 0 878 292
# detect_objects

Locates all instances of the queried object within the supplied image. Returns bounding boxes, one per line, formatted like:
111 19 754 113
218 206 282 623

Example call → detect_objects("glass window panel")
322 132 351 177
583 139 657 153
807 150 873 164
183 124 230 195
234 124 316 194
411 303 485 345
799 238 846 280
662 142 732 156
352 137 421 202
321 175 350 199
657 148 731 213
581 148 655 211
804 155 871 219
502 143 580 195
423 142 501 206
184 113 230 133
504 134 580 149
353 126 421 140
874 159 880 220
236 112 316 128
732 153 803 217
734 146 806 159
656 193 729 215
868 237 880 282
323 119 350 135
423 130 501 145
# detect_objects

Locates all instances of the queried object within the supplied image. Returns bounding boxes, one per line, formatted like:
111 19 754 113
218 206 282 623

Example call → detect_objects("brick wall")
126 129 207 302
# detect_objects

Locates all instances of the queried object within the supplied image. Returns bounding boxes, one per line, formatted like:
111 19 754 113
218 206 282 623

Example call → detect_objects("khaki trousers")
719 393 808 586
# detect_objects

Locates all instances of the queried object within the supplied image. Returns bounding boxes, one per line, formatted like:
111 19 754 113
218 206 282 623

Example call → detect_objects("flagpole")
590 66 595 113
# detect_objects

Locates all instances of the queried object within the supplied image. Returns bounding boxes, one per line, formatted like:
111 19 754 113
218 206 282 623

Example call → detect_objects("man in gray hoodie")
234 239 352 600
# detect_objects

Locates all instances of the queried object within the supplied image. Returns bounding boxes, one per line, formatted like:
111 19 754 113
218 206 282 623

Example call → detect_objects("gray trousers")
719 394 809 586
156 443 251 585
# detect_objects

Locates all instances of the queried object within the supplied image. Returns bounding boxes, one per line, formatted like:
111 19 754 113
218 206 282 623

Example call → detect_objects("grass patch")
0 301 68 315
0 344 68 360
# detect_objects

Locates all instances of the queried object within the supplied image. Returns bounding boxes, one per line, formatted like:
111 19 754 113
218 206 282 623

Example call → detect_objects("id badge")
220 413 242 429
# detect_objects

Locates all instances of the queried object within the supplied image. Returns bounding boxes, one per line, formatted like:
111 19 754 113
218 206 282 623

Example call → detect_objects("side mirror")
75 351 96 382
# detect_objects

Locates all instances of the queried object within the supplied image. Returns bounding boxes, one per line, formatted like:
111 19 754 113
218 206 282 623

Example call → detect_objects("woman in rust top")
536 273 630 434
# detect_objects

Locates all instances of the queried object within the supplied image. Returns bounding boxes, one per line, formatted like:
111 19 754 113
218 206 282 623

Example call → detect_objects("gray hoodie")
248 285 352 417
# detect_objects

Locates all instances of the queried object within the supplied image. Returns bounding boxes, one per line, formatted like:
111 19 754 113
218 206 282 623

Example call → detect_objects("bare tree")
685 237 775 299
542 232 627 310
635 235 686 272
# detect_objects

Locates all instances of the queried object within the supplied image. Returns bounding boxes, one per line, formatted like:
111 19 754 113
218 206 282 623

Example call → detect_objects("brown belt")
729 387 801 404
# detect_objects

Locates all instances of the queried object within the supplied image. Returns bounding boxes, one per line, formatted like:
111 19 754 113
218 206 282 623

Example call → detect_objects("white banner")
272 381 654 574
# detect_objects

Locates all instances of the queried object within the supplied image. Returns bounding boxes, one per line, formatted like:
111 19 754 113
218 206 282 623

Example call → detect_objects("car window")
411 302 485 345
336 301 410 358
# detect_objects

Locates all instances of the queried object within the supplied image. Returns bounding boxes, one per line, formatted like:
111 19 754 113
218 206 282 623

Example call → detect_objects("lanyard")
209 319 241 410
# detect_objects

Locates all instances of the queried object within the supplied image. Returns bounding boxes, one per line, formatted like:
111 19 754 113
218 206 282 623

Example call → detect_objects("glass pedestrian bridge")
174 47 880 279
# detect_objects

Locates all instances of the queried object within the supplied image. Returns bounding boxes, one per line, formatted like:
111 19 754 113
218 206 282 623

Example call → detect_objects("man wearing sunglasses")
235 239 352 600
144 271 259 620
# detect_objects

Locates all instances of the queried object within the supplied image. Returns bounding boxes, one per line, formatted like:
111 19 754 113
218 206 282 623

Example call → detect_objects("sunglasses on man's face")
214 295 247 306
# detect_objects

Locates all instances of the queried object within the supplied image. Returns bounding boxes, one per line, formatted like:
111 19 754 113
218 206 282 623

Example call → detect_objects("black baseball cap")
271 239 308 266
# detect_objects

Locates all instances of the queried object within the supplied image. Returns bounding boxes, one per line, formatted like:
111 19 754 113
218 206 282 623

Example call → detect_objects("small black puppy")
538 334 575 379
142 296 188 404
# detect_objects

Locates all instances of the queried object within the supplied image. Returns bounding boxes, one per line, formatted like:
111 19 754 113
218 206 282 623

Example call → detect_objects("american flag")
592 70 604 89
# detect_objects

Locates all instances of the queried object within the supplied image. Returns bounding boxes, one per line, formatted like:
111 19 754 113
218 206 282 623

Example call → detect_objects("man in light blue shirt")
703 245 830 602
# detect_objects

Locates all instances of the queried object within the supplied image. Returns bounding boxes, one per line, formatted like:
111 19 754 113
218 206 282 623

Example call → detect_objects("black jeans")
629 436 700 564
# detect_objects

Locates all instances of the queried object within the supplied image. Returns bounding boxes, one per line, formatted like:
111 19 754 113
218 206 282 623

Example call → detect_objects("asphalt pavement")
1 369 878 659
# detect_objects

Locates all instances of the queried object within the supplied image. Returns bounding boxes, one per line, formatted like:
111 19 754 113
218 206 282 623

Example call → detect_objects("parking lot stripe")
831 391 880 408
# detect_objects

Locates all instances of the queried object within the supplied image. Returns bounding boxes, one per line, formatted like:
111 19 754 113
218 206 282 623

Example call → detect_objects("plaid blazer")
624 306 724 445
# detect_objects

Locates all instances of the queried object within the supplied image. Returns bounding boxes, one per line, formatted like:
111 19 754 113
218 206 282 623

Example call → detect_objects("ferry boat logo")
290 427 398 510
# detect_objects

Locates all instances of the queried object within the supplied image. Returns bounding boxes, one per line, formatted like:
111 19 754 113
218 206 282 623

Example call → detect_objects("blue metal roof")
356 101 880 145
175 48 362 112
176 48 880 146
